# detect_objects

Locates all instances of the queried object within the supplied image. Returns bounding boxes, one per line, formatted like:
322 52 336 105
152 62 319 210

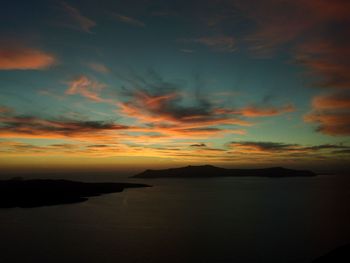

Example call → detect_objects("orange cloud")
240 104 295 117
0 46 56 70
118 90 250 134
66 75 106 102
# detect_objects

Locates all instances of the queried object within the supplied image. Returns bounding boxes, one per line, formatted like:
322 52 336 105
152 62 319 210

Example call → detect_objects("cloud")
296 39 350 90
183 36 236 52
65 75 106 102
190 143 207 147
235 0 350 54
61 2 96 32
113 14 145 27
305 92 350 135
87 62 110 73
0 115 129 139
229 141 350 154
228 0 350 136
216 104 295 117
118 90 249 129
0 109 239 143
116 81 249 138
305 111 350 136
240 104 295 117
312 92 350 110
0 45 56 70
229 141 299 153
0 141 81 154
113 71 301 139
0 106 13 114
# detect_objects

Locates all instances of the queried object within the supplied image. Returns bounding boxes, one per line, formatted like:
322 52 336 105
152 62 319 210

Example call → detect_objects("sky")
0 0 349 173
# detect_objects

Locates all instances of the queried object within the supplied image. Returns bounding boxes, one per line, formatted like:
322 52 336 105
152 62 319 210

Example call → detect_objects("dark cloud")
86 144 109 148
229 141 350 153
333 149 350 154
230 141 298 152
302 144 350 151
190 143 207 147
117 70 250 130
0 115 129 138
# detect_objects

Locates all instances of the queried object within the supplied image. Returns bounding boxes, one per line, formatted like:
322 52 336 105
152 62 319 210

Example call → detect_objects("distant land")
134 165 316 178
0 179 150 208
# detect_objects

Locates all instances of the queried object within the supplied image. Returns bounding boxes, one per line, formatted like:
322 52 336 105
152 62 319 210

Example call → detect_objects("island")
133 165 316 178
0 178 150 208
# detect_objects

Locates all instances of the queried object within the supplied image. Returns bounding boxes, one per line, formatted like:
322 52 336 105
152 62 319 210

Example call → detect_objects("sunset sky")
1 0 349 172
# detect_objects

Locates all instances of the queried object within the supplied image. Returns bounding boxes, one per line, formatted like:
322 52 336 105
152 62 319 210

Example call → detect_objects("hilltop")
133 165 316 178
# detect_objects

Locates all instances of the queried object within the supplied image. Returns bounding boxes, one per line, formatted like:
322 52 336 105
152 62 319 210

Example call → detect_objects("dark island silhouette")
312 244 350 262
133 165 316 178
0 178 150 208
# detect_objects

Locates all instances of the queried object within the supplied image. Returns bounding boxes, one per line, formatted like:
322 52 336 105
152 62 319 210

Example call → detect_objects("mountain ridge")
133 165 316 178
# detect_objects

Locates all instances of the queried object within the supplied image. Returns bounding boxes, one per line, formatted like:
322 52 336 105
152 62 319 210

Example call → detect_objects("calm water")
1 175 350 263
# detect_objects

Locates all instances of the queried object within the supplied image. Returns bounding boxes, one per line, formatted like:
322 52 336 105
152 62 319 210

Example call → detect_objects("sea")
1 173 349 263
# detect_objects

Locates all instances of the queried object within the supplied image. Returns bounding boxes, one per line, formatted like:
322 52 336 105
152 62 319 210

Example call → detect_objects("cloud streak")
0 115 129 140
87 62 110 74
229 141 350 155
183 36 236 52
113 14 145 27
215 104 295 117
61 2 96 32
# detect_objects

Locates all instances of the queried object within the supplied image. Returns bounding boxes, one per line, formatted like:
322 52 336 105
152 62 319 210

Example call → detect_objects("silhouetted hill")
312 244 350 262
0 179 150 208
133 165 316 178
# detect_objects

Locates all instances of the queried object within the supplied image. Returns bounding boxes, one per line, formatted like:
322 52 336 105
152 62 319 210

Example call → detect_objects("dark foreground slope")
134 165 316 178
0 179 150 208
312 244 350 262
